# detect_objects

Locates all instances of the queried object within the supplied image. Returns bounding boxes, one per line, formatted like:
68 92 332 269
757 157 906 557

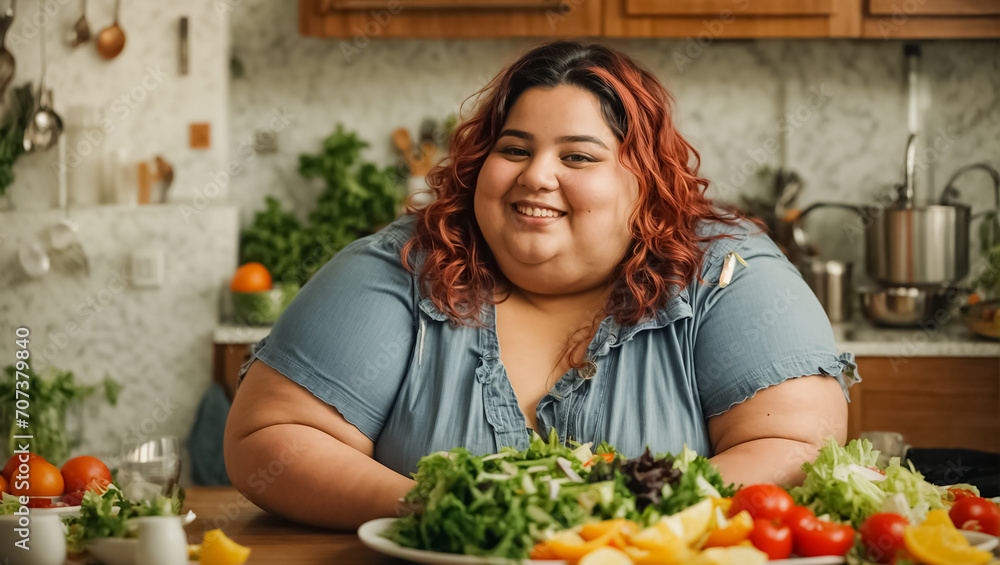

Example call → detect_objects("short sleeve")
243 220 416 442
691 224 860 418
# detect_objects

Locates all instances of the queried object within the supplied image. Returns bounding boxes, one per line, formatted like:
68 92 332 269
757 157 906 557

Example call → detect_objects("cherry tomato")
0 474 8 494
60 456 112 493
947 488 977 503
9 458 64 497
61 490 86 507
731 484 795 521
794 518 855 558
748 518 793 560
949 496 1000 536
2 453 44 482
783 506 818 538
859 513 909 563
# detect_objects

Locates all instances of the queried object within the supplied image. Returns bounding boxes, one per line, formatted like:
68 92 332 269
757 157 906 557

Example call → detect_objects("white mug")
0 512 67 565
134 515 189 565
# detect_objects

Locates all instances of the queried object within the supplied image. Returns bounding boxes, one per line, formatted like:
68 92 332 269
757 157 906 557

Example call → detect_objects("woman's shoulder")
695 216 779 271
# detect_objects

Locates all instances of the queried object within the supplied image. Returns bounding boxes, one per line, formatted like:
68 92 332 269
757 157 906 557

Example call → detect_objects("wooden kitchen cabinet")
299 0 602 39
847 357 1000 453
212 343 252 402
601 0 862 38
862 0 1000 38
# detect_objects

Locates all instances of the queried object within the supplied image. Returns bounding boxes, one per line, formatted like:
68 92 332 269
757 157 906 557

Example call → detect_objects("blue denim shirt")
239 215 858 477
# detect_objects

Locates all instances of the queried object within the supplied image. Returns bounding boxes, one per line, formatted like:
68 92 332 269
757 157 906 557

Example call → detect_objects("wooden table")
183 486 404 565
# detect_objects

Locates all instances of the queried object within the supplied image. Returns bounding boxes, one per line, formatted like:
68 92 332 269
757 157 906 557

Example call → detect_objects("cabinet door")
863 0 1000 37
603 0 862 37
847 357 1000 453
299 0 602 39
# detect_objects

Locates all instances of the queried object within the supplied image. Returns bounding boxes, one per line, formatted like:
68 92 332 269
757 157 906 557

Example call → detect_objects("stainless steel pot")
859 285 966 328
794 201 970 287
801 259 853 323
862 203 970 287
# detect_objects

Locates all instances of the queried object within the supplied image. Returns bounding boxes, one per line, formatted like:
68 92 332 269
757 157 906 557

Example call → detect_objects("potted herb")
0 366 120 465
239 125 401 288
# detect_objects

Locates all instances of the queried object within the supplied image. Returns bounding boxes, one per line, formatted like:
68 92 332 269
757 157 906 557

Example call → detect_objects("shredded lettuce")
0 492 23 515
791 438 946 527
386 430 634 559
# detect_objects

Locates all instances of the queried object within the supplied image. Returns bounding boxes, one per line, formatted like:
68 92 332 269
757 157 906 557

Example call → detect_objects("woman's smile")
510 200 568 225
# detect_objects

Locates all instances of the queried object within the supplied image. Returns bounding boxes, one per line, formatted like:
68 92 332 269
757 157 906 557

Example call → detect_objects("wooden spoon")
96 0 125 60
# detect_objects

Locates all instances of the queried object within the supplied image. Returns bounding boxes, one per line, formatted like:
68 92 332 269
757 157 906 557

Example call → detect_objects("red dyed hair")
402 41 753 336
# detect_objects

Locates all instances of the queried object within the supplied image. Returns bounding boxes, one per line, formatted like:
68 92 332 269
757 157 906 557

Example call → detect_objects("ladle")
95 0 125 59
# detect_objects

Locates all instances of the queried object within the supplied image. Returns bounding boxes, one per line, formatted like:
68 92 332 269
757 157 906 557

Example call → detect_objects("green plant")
0 83 34 197
240 125 401 285
0 366 120 465
974 211 1000 299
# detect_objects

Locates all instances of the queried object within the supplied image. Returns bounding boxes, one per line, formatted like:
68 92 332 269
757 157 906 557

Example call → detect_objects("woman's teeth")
515 205 564 218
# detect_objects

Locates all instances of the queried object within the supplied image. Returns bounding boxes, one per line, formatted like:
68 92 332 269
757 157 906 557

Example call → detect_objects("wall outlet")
131 250 165 288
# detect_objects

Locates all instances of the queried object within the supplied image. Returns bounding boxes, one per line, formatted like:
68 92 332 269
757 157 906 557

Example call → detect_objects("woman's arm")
223 360 415 529
707 375 847 488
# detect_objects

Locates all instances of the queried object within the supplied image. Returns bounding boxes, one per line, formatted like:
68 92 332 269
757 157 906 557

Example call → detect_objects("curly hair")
402 40 752 338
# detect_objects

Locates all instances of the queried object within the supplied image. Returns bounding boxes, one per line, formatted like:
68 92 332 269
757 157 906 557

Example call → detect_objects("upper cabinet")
300 0 1000 39
298 0 602 39
602 0 862 38
862 0 1000 38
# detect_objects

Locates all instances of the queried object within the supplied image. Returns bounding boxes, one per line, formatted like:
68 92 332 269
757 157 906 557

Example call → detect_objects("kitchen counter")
216 320 1000 357
835 320 1000 358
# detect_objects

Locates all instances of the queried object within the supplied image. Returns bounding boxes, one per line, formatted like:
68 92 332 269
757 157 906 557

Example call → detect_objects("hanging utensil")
95 0 125 59
49 136 88 274
0 0 16 98
24 15 63 152
66 0 90 47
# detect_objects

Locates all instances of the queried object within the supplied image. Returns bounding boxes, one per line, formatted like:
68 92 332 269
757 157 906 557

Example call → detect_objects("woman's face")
475 84 640 296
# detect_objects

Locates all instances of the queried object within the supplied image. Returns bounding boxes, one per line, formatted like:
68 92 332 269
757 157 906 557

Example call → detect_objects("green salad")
63 483 186 552
790 438 947 527
385 431 733 559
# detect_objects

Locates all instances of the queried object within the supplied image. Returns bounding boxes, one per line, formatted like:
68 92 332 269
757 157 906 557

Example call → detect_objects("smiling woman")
223 41 859 530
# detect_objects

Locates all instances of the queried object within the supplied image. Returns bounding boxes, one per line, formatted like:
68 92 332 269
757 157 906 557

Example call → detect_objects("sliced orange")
903 522 991 565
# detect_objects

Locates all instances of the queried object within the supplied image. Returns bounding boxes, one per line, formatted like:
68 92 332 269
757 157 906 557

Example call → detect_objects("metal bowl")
859 285 967 328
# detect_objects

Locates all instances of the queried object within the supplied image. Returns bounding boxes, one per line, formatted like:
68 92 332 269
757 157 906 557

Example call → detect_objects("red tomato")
748 518 793 560
25 497 56 509
947 488 977 503
60 456 112 493
794 519 855 558
949 496 1000 536
859 513 909 564
783 506 818 538
731 484 795 521
9 459 64 497
2 453 44 482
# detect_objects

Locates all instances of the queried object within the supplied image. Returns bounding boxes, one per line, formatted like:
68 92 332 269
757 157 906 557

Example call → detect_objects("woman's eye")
564 154 594 163
500 147 529 157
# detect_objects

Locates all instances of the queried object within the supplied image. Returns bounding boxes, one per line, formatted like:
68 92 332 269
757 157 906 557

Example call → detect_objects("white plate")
359 519 1000 565
358 518 567 564
29 504 82 517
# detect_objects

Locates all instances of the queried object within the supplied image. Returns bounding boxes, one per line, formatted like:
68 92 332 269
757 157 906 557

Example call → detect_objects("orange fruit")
230 263 272 293
9 458 64 497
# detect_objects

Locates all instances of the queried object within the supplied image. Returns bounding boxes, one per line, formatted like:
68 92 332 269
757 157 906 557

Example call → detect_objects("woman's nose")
517 155 559 192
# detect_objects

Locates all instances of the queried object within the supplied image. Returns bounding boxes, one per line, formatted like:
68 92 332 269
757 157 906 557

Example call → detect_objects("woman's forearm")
709 437 821 489
224 422 415 529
